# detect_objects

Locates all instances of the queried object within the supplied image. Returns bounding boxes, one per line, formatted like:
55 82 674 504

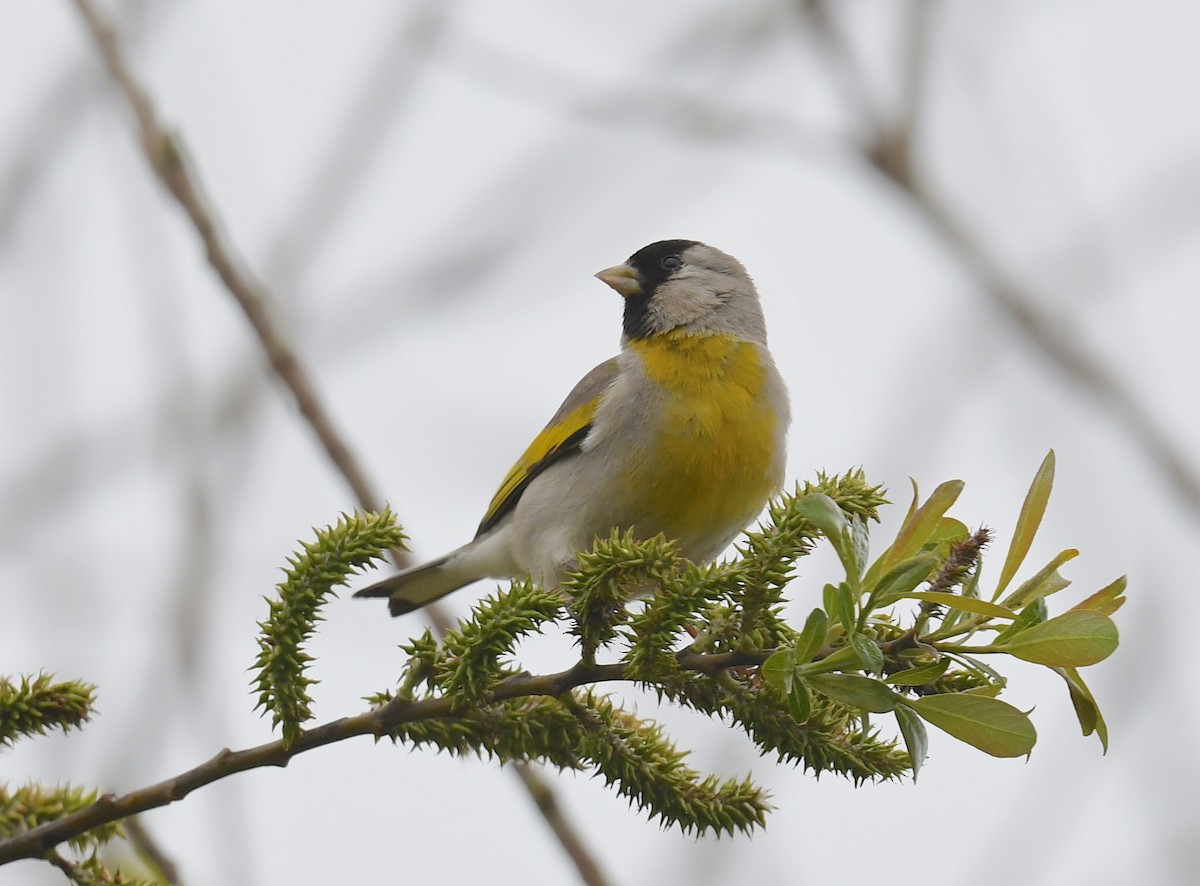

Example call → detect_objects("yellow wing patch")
476 396 600 537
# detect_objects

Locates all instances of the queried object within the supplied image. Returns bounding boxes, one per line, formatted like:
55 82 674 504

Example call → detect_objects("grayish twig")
67 0 399 541
809 0 1200 517
512 761 609 886
66 2 608 882
124 816 183 885
0 0 165 247
265 0 454 294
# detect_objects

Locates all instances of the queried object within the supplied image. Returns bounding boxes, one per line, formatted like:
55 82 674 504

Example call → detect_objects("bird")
355 240 791 616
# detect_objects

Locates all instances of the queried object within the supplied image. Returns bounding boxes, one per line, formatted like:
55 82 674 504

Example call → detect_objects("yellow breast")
624 332 784 544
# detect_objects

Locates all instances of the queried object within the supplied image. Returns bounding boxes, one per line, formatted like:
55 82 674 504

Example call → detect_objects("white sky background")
2 1 1199 884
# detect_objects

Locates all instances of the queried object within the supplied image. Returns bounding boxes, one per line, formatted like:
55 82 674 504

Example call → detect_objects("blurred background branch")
806 0 1200 516
65 1 608 883
68 0 397 531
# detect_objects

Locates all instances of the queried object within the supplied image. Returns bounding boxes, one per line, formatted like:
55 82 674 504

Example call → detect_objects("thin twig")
124 816 183 885
66 1 610 881
266 0 453 292
904 182 1200 514
0 648 767 866
809 0 1200 517
67 0 398 538
512 761 609 886
0 0 163 246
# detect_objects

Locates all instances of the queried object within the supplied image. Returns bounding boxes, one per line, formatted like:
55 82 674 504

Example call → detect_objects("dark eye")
661 255 682 271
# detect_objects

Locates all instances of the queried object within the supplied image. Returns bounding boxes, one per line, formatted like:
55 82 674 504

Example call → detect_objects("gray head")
594 240 768 344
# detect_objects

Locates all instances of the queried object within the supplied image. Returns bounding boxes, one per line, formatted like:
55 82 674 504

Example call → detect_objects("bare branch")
512 761 610 886
0 0 165 247
124 816 184 886
807 0 1200 517
67 0 396 534
266 0 454 292
64 1 612 879
903 184 1200 512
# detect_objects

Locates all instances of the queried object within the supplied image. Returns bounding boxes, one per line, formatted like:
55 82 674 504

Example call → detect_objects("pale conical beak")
594 263 642 298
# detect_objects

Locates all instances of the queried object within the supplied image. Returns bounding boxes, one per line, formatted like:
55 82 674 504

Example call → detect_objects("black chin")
622 291 654 339
621 239 702 339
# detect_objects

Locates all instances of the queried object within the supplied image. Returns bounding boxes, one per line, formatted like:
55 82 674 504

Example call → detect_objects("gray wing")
545 357 620 426
474 357 620 538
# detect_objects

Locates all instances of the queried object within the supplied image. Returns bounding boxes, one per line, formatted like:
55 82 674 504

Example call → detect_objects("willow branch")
0 649 766 865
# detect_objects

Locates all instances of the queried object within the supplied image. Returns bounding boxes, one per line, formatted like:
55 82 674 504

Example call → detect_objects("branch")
124 816 184 886
808 0 1200 517
0 649 765 865
66 0 612 879
66 0 397 535
900 184 1200 514
511 761 608 886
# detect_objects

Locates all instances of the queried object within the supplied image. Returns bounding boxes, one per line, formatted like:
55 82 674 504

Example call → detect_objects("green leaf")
761 648 795 694
1055 666 1109 752
904 694 1036 758
794 608 829 664
996 610 1119 667
894 705 929 779
850 517 871 581
927 517 969 548
796 493 848 539
822 583 839 622
876 479 964 576
871 554 938 607
1001 549 1078 608
788 679 812 723
995 450 1055 597
900 479 920 527
834 582 856 633
904 592 1016 620
993 598 1048 645
1071 575 1128 617
850 633 885 675
798 494 864 580
863 480 917 590
885 656 950 686
808 673 897 713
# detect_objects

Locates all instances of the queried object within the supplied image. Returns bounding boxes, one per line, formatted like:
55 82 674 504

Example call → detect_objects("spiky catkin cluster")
664 676 909 781
249 457 1121 836
564 530 681 662
435 581 564 703
0 679 153 882
388 691 771 835
0 674 95 747
565 692 769 835
734 471 887 644
0 783 121 851
353 472 904 835
253 508 406 746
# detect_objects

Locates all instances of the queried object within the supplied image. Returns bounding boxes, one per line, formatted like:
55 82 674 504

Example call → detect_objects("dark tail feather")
353 553 473 617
